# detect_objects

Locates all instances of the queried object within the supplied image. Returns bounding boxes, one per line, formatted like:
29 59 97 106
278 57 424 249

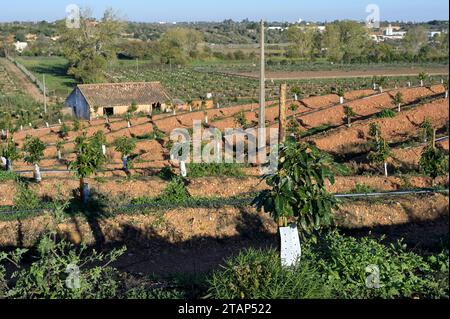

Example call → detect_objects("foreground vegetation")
0 230 447 299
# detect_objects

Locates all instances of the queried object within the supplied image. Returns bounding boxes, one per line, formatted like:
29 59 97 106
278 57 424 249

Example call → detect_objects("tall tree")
60 8 124 83
286 27 315 58
402 26 428 59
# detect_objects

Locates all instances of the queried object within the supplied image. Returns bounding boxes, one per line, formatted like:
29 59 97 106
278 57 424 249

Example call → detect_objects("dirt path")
232 67 449 80
0 57 44 102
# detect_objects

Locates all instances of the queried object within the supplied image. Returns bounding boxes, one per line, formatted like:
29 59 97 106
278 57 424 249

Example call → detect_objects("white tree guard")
280 225 301 268
34 164 42 183
102 145 107 156
180 160 187 177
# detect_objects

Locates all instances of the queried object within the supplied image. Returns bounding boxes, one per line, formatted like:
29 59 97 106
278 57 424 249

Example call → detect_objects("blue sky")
0 0 448 22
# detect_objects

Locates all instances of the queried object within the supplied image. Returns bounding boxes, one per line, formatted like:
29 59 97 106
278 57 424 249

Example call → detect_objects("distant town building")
382 24 407 40
65 82 172 119
13 41 28 53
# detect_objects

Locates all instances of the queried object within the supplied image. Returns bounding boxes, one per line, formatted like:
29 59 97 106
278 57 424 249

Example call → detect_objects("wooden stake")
279 83 287 144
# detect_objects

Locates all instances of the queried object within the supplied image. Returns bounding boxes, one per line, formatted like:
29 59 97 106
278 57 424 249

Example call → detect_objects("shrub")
13 182 40 210
158 177 191 203
0 170 17 182
419 145 448 180
207 248 329 299
376 109 397 118
308 231 449 299
0 233 126 299
350 183 376 194
187 163 245 178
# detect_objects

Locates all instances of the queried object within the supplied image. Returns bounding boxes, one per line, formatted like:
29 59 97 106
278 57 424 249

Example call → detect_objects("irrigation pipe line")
0 188 448 216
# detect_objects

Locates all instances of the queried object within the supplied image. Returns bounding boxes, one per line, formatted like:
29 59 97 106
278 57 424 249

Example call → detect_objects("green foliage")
187 163 245 178
22 135 46 165
0 170 17 182
69 133 106 179
350 183 376 194
287 117 303 138
0 138 21 162
0 233 126 299
207 248 329 299
376 109 397 118
253 139 338 239
157 177 191 203
91 130 107 148
419 145 449 179
368 122 381 141
309 231 449 299
60 9 124 83
113 136 136 158
59 123 70 138
72 119 81 132
207 231 449 299
368 137 391 165
233 111 248 128
420 118 434 143
393 92 404 106
13 183 40 210
343 105 357 126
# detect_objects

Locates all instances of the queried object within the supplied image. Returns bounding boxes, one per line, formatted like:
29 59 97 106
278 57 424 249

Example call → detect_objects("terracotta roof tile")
77 82 171 107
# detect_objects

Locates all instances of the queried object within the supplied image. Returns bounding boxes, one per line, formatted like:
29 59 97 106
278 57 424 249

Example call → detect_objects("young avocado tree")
418 72 428 87
343 105 357 127
22 135 46 183
393 92 404 113
113 136 136 174
0 138 21 171
56 140 64 161
91 131 107 156
368 137 391 177
337 87 345 104
420 118 434 143
291 86 302 101
373 76 387 93
369 122 381 143
125 101 138 128
253 138 338 267
419 143 448 186
69 134 105 204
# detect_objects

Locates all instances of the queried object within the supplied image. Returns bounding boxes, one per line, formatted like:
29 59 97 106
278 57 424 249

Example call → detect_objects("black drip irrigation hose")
0 188 448 216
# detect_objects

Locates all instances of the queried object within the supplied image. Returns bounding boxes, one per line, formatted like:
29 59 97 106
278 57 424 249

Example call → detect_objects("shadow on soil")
2 192 448 277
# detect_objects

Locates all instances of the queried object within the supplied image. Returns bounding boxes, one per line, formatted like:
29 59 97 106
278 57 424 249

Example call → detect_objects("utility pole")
43 74 47 114
258 20 266 158
279 83 287 144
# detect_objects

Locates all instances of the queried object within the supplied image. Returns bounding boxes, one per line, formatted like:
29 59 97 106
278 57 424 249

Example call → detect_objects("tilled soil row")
0 173 447 207
0 193 447 252
311 98 449 154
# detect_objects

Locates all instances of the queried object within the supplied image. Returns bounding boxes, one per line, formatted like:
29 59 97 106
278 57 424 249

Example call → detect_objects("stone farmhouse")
65 82 172 119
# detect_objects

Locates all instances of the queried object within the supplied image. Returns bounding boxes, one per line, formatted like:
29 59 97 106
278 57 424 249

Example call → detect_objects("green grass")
16 56 78 98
